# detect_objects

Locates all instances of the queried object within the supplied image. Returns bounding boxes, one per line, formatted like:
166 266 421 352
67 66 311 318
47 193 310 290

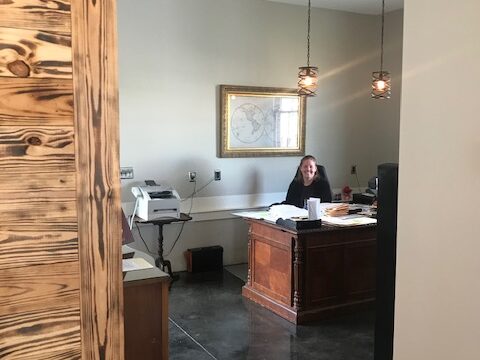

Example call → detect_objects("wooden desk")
242 219 376 324
123 249 170 360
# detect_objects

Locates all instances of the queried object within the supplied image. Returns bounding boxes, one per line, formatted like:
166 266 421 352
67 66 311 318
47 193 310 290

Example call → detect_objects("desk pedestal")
242 219 376 324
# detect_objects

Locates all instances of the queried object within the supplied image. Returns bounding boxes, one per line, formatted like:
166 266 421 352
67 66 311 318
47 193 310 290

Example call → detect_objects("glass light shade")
298 66 318 96
371 71 391 99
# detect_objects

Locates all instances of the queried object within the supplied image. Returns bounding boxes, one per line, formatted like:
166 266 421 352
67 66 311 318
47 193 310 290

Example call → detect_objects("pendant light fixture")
298 0 318 97
371 0 391 99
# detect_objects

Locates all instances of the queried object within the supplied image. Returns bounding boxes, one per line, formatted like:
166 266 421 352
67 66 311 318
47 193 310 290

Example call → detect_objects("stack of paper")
268 205 308 220
232 205 308 223
320 214 377 227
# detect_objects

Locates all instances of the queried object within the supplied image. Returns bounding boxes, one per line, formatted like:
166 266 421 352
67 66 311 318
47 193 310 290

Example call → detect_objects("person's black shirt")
285 178 332 208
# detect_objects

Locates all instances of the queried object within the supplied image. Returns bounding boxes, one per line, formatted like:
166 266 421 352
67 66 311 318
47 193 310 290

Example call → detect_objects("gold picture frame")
219 85 306 157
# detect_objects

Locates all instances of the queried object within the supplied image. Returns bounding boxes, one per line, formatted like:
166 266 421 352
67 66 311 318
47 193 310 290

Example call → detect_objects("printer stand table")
137 213 192 278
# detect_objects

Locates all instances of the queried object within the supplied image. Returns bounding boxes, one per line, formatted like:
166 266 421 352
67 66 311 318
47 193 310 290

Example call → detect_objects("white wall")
117 0 403 271
395 0 480 359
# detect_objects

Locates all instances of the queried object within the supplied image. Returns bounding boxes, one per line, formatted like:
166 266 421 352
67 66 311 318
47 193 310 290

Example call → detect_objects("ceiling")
266 0 404 15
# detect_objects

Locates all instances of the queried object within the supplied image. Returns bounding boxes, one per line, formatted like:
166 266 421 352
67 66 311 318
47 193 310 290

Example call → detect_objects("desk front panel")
249 221 293 307
304 226 376 310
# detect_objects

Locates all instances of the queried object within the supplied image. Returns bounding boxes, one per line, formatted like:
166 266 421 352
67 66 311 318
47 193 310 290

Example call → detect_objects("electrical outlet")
120 167 134 179
188 171 197 182
214 169 221 181
350 165 357 175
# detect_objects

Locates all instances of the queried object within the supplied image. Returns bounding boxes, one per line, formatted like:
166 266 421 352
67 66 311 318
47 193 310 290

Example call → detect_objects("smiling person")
285 155 332 208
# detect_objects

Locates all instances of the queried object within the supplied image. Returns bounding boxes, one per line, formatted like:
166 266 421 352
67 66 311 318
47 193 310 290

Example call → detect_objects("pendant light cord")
380 0 385 72
307 0 311 67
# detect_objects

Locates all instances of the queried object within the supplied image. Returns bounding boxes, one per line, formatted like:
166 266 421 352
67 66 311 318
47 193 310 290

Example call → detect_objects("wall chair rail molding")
219 85 306 158
123 192 286 222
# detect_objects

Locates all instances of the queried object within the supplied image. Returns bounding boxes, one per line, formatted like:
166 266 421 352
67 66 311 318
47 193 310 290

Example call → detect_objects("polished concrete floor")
168 268 375 360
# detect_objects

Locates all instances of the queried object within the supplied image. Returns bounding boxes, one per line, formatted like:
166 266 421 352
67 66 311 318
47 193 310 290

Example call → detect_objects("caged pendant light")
371 0 391 99
297 0 318 97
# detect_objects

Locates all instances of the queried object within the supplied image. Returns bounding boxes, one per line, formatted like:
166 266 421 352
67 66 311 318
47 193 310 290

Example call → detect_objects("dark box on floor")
185 245 223 273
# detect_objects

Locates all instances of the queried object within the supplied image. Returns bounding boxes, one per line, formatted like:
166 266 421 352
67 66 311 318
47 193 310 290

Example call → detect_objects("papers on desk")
269 205 309 220
122 257 154 272
233 204 376 227
320 214 377 227
232 205 308 223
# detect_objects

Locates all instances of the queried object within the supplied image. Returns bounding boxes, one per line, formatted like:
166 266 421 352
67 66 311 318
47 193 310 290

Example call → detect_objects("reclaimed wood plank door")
0 0 123 359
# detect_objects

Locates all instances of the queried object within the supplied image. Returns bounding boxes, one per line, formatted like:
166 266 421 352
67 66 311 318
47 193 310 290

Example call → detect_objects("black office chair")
319 166 332 197
316 165 332 198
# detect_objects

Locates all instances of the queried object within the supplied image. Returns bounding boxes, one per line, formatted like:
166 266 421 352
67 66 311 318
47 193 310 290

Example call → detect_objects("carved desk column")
247 226 252 286
293 236 305 312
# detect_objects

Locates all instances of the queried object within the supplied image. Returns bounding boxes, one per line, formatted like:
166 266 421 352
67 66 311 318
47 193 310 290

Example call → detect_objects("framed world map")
219 85 306 157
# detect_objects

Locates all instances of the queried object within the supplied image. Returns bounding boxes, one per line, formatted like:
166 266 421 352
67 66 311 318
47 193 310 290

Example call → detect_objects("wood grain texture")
0 0 71 34
0 228 78 270
0 197 77 224
0 124 77 223
71 0 124 358
0 306 81 359
0 26 71 78
0 78 73 126
0 261 80 316
0 169 75 196
0 126 74 169
0 0 121 357
253 240 291 305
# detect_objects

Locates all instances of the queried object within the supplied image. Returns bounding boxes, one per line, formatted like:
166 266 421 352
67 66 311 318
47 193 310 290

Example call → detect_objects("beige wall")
117 0 404 271
395 0 480 359
371 10 403 164
118 0 402 197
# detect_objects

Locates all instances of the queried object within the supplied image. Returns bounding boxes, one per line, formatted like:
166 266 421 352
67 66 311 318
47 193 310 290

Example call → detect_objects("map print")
231 103 267 143
229 95 299 149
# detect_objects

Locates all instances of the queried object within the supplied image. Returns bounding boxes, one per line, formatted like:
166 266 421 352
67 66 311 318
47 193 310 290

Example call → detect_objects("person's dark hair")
294 155 319 183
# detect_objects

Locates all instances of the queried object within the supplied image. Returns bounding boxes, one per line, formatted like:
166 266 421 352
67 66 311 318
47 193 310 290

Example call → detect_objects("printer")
132 184 181 221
